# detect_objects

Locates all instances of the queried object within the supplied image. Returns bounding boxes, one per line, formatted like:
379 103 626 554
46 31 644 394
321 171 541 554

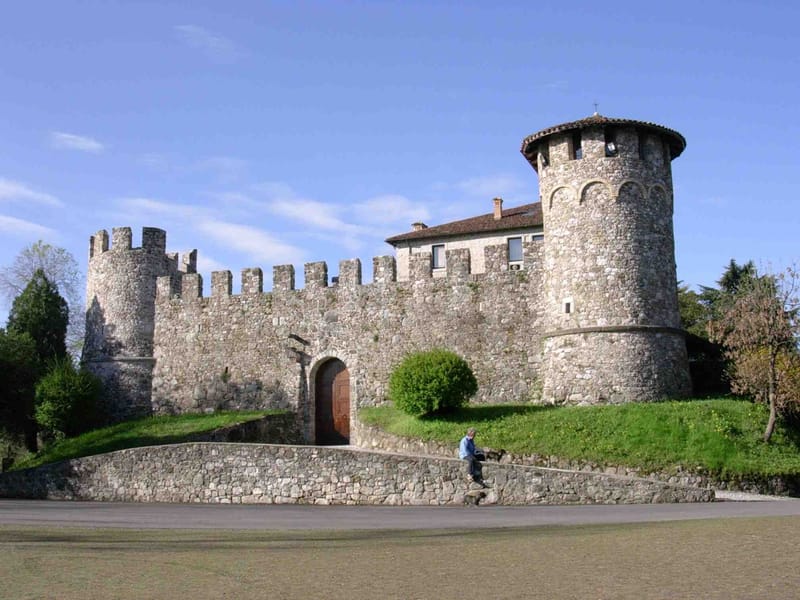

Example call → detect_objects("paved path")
1 498 799 531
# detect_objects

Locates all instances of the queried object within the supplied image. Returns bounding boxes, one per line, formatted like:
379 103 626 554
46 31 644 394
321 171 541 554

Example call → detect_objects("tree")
0 328 40 451
678 283 728 395
6 268 69 365
35 357 102 440
388 349 478 417
710 265 800 442
0 241 84 355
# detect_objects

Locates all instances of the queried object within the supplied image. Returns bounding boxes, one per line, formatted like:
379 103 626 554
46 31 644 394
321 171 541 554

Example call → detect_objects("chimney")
493 197 503 220
412 222 428 231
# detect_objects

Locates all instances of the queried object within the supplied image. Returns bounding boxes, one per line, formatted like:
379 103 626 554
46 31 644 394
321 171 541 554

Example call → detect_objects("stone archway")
314 358 350 445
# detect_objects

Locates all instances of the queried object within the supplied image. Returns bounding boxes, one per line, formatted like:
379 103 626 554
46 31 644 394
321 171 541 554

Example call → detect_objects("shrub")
388 349 477 417
35 358 102 439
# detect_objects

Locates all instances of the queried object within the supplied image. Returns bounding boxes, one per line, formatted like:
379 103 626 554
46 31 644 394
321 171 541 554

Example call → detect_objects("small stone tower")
82 227 196 421
521 114 691 404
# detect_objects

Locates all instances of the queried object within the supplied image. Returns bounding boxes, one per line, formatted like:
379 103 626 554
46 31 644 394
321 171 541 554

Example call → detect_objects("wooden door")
315 359 350 444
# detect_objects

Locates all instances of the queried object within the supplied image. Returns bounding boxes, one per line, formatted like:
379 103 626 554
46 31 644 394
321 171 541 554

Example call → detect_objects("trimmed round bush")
388 349 478 417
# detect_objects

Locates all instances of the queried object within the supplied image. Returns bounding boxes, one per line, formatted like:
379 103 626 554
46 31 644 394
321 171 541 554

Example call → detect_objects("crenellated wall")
83 227 197 421
151 240 545 441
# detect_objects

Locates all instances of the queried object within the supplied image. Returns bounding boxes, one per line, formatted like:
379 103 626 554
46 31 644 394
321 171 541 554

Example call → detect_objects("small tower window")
538 145 549 169
604 129 618 157
571 132 583 160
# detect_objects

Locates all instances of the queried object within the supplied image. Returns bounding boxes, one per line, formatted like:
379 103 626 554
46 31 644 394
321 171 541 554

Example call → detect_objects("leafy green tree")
388 349 478 417
0 328 40 450
0 241 84 355
35 358 102 440
710 265 800 442
6 268 69 365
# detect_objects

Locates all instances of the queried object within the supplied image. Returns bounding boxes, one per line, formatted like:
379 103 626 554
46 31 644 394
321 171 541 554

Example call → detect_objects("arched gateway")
314 358 350 445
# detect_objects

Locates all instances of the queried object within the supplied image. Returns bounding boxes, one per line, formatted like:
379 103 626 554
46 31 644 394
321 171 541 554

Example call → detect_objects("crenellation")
181 249 197 273
112 227 132 251
273 265 295 292
445 248 470 280
372 256 396 284
409 253 432 279
142 227 166 253
241 268 263 295
305 261 328 289
181 273 203 300
338 258 362 287
89 229 109 259
582 126 605 159
484 244 508 273
212 271 233 297
156 275 179 300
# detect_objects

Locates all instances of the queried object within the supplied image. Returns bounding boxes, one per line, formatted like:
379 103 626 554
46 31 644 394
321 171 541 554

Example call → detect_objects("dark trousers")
464 455 482 481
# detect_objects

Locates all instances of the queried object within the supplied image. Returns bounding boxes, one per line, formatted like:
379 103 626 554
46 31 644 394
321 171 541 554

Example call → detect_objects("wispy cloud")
0 178 62 206
174 25 241 63
354 194 430 226
196 220 304 265
50 131 105 153
0 214 56 237
455 174 525 198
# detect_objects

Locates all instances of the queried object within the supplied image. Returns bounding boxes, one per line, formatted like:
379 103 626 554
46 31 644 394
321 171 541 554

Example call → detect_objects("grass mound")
359 398 800 477
13 410 281 471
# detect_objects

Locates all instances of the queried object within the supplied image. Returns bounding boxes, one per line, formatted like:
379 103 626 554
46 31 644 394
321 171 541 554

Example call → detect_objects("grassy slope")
359 398 800 477
13 410 279 470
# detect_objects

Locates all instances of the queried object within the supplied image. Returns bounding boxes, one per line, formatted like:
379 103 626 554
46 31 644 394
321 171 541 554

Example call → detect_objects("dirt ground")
2 516 799 599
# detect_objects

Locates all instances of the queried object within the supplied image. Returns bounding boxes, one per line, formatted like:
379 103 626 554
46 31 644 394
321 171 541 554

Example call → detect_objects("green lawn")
359 398 800 477
12 410 281 471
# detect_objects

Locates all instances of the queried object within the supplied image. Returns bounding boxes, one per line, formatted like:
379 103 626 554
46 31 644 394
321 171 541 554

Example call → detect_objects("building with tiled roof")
386 198 544 279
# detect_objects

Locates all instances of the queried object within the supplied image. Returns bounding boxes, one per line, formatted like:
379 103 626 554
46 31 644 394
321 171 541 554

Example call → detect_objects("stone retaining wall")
354 422 798 497
0 442 712 505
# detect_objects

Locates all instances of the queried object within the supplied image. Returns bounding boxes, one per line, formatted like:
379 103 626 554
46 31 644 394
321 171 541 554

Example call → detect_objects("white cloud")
0 178 62 206
354 194 430 226
174 25 241 62
0 214 56 237
117 197 204 220
196 220 303 265
50 131 105 153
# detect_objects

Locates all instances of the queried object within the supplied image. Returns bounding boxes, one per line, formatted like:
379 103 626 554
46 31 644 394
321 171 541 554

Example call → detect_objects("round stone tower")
82 227 186 421
521 114 691 404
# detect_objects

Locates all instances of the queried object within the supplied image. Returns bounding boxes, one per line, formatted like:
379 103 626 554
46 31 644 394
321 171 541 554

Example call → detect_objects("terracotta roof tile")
386 202 542 244
520 114 686 161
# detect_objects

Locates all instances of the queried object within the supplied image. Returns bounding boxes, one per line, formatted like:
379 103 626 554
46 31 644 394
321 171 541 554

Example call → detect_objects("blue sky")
1 0 798 322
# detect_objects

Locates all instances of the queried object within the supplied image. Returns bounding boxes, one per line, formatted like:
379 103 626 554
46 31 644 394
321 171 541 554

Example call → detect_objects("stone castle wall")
0 443 713 505
150 240 545 439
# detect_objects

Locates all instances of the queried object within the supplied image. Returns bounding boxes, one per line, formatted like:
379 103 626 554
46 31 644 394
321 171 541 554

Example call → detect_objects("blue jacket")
459 435 475 459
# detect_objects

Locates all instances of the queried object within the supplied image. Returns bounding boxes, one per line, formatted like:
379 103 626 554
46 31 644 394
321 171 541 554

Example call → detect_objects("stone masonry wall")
354 422 798 497
0 443 713 505
535 124 690 404
151 242 546 438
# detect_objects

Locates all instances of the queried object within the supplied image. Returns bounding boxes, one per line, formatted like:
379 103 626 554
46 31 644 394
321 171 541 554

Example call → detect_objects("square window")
508 237 523 262
432 244 445 269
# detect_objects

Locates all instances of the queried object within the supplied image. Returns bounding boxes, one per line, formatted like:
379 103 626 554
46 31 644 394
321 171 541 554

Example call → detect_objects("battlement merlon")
154 244 541 301
88 227 196 269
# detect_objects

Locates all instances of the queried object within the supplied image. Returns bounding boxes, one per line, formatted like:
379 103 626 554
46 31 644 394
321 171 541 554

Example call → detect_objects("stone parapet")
0 443 713 505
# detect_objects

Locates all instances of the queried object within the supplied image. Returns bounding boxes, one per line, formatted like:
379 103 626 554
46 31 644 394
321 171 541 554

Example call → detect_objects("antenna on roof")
593 101 599 116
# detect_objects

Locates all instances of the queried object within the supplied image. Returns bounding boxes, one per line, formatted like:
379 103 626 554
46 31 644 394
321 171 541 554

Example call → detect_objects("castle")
82 114 692 444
